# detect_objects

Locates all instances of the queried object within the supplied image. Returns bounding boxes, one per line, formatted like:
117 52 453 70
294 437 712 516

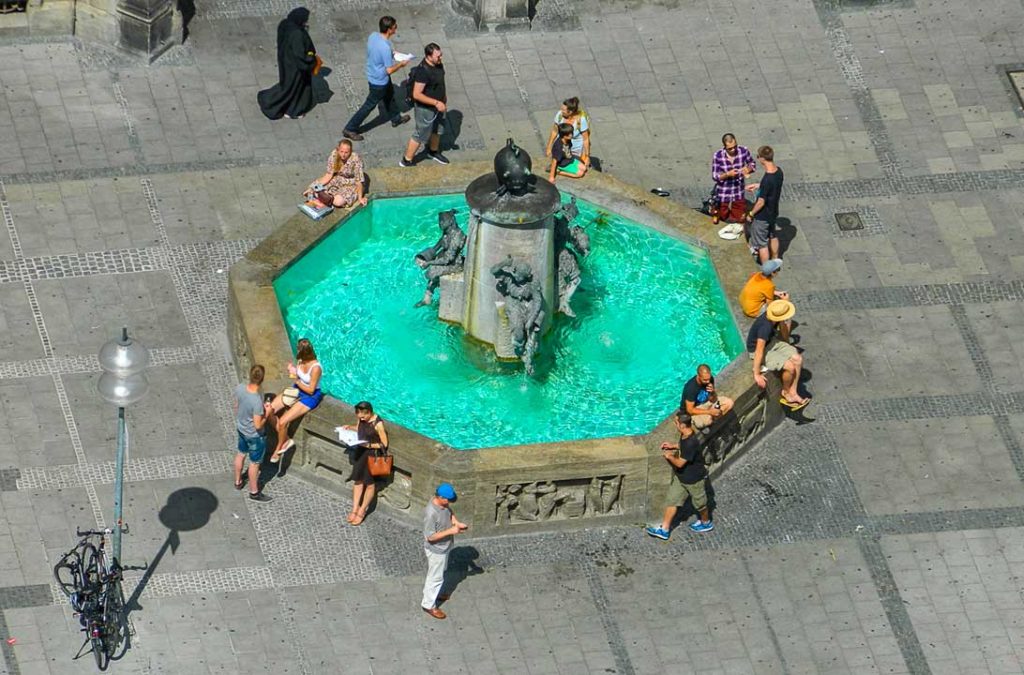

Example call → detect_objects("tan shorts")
665 472 707 511
751 341 797 371
692 399 733 429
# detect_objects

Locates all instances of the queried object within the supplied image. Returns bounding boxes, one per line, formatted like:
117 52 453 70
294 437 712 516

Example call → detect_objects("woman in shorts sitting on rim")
268 338 323 463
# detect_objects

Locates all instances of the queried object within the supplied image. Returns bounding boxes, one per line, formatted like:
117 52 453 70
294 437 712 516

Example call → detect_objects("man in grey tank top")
421 482 467 619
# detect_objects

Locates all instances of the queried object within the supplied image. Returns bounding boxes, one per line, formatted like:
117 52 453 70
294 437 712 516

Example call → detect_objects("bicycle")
53 528 128 671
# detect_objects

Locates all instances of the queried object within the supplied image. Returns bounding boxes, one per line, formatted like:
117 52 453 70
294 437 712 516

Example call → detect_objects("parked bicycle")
53 528 128 671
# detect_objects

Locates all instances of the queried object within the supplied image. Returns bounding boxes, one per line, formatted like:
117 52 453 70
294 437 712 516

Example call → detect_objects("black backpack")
404 62 423 108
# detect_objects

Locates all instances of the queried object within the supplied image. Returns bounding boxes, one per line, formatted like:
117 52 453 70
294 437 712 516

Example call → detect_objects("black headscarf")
285 7 310 29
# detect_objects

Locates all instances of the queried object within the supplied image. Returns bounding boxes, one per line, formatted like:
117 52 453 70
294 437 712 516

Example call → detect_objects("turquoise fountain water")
275 194 742 449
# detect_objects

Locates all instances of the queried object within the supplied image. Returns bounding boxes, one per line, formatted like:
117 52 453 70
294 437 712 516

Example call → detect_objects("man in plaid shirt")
711 133 756 227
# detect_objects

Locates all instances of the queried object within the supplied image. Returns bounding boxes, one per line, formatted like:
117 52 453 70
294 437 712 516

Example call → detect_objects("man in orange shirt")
739 259 787 318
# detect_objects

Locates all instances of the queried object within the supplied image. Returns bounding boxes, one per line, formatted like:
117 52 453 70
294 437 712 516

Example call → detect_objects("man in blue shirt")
343 16 411 141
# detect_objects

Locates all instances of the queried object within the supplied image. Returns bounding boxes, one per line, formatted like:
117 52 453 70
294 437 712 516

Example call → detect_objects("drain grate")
1008 70 1024 110
835 212 864 231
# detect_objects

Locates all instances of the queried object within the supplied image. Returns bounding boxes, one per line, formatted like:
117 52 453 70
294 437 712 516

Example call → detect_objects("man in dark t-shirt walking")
400 42 450 167
745 145 784 264
645 412 713 540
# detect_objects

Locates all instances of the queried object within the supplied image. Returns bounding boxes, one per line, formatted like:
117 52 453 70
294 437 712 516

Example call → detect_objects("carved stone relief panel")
494 475 623 525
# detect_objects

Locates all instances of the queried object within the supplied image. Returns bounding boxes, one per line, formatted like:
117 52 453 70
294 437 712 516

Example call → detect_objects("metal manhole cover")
1008 70 1024 109
835 212 864 231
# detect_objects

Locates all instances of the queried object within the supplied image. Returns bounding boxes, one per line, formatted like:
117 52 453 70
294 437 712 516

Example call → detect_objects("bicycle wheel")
101 580 127 658
79 543 102 591
91 633 108 671
52 551 82 598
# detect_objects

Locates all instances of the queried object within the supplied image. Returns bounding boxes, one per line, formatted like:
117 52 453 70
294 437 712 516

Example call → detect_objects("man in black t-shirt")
400 42 450 167
748 299 808 410
680 363 734 430
645 412 713 540
745 145 784 264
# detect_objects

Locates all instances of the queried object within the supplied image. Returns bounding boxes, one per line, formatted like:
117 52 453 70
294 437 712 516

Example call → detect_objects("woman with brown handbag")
341 401 389 525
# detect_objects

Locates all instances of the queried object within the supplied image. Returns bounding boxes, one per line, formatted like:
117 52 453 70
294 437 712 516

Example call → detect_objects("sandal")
234 480 244 490
350 508 367 526
346 510 357 524
780 396 810 411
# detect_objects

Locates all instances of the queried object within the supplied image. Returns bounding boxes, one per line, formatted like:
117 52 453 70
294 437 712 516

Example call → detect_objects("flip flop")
280 439 296 455
780 397 810 411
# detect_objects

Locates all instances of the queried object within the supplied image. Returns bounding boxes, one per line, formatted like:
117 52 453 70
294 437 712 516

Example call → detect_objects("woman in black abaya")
258 7 317 120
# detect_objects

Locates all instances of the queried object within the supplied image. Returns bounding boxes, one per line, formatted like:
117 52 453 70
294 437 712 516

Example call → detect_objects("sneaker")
248 492 272 502
342 129 364 141
391 114 411 127
645 526 670 540
428 151 450 165
689 520 714 533
399 156 414 167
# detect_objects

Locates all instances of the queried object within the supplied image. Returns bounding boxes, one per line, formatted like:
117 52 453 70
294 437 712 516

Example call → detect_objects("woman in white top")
268 338 323 463
545 96 590 174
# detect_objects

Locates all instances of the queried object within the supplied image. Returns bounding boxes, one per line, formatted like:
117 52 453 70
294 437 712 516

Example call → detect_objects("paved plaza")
2 0 1024 672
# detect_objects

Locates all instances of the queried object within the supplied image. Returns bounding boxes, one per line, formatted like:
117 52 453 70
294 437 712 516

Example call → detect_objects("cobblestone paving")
2 0 1024 672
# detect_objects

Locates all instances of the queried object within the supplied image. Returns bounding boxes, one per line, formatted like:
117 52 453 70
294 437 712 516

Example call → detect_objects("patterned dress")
323 150 364 207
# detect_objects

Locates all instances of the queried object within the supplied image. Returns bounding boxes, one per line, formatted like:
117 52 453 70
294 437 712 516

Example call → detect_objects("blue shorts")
236 432 266 463
298 389 323 410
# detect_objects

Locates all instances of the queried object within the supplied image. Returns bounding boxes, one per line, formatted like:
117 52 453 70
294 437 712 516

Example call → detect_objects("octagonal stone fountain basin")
229 162 786 535
273 193 744 450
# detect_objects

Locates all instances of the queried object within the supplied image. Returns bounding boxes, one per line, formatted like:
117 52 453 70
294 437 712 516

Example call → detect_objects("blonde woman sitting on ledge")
304 138 368 208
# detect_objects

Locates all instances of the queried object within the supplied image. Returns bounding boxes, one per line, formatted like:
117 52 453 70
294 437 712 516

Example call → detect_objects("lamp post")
97 327 150 564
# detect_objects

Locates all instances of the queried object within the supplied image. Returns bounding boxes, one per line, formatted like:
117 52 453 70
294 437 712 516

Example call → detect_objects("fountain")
228 154 787 534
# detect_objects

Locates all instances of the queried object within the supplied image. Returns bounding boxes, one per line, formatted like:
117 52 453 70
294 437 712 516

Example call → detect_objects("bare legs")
268 395 311 460
233 452 261 494
350 479 376 525
780 352 807 404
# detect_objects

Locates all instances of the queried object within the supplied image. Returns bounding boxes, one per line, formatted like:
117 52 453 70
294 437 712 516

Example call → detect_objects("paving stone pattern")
2 0 1024 672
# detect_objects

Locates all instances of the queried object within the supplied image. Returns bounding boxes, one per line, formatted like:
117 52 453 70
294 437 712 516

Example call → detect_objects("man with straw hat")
747 299 809 410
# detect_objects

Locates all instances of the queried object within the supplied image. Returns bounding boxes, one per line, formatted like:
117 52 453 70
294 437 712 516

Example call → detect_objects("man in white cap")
748 299 808 409
739 258 788 318
421 482 467 619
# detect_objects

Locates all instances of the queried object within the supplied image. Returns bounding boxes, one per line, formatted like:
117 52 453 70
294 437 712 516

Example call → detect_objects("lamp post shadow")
124 487 218 618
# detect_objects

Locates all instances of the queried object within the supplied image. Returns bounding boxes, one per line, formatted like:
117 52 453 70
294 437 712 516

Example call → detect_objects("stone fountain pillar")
455 140 561 361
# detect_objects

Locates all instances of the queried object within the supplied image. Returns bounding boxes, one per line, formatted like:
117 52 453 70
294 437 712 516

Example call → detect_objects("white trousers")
421 549 449 609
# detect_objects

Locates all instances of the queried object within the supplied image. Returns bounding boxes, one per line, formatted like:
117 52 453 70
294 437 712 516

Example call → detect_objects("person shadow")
438 546 484 605
773 216 797 258
312 67 334 105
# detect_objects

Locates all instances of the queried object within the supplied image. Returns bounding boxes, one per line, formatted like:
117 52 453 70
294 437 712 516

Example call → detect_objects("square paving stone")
883 530 1024 674
0 376 75 468
789 305 979 403
0 283 47 363
33 271 191 357
833 416 1024 515
5 177 161 258
61 363 223 463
